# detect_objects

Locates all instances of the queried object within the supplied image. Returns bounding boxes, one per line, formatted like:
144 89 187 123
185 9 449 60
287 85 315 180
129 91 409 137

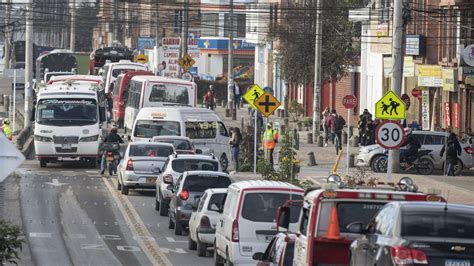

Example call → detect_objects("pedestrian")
326 110 345 154
325 109 337 144
263 123 277 165
2 119 12 141
229 127 242 173
358 109 371 146
234 81 241 110
367 119 377 145
203 85 216 110
440 132 462 176
321 107 330 147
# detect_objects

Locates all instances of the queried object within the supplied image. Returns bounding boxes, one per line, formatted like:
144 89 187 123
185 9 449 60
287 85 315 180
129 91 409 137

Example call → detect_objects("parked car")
155 154 221 216
152 136 195 154
214 180 304 266
117 142 175 195
188 188 228 257
168 171 232 236
356 130 473 175
252 232 297 266
349 201 474 266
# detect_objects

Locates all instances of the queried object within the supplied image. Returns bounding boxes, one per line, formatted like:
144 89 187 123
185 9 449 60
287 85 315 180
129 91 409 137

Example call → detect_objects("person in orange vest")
263 123 277 165
2 119 12 141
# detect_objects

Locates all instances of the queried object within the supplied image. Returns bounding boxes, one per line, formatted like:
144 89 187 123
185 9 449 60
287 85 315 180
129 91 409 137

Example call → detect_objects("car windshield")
148 83 190 105
171 159 218 172
36 98 98 126
154 139 193 150
183 176 231 192
134 120 181 138
129 144 174 157
402 210 474 239
241 193 303 223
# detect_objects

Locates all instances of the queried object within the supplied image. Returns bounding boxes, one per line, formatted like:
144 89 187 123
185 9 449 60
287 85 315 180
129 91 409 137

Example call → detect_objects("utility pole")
388 0 406 173
4 0 12 69
312 0 322 141
178 0 189 76
69 0 76 51
24 0 33 128
155 0 161 74
111 0 117 43
226 0 235 119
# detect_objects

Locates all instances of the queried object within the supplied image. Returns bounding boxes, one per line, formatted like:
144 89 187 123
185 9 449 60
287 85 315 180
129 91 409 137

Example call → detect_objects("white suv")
154 154 221 216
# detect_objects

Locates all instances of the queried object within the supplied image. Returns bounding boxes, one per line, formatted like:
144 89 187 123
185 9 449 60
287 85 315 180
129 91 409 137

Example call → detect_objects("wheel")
370 155 385 172
174 218 183 235
89 159 97 168
116 176 122 190
121 184 129 195
453 159 463 176
373 156 388 173
188 233 197 250
220 154 229 171
159 192 168 216
197 236 207 257
109 162 114 176
415 157 434 175
168 215 175 229
154 199 160 211
214 242 224 266
225 249 233 266
40 158 47 168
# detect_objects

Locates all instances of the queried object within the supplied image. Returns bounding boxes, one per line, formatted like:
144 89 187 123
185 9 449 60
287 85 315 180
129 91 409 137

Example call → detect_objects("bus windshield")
36 98 98 126
148 83 190 105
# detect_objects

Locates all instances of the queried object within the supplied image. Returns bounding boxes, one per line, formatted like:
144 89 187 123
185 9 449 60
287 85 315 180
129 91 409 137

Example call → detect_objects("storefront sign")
416 65 442 87
462 44 474 67
137 36 156 51
406 35 425 56
422 90 430 130
458 66 474 86
404 56 415 77
442 68 458 92
160 38 200 78
454 103 459 128
444 102 451 128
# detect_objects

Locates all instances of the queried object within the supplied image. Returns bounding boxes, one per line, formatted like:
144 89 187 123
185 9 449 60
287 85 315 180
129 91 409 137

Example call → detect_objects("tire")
116 176 122 190
121 184 129 195
197 237 207 257
188 233 197 250
373 156 388 173
415 157 434 175
214 242 224 266
109 162 114 176
89 159 97 168
168 215 175 229
40 159 47 168
220 154 229 171
159 193 168 216
370 155 384 172
174 219 183 235
154 199 160 211
453 159 463 176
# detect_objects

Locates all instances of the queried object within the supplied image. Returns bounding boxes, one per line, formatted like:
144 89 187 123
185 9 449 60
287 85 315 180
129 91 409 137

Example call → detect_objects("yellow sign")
134 54 148 64
442 68 458 92
255 92 281 118
178 53 195 71
243 84 264 110
375 90 406 120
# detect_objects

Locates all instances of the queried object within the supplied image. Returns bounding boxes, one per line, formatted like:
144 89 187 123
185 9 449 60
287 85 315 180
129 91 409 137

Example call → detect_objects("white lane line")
165 237 187 243
160 248 187 254
86 171 99 173
29 232 52 238
65 233 87 239
102 177 172 266
88 175 102 178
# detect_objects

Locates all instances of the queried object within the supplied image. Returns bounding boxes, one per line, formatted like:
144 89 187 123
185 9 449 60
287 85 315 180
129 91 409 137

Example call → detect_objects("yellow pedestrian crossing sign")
255 92 281 117
178 53 195 71
243 84 264 110
375 90 406 120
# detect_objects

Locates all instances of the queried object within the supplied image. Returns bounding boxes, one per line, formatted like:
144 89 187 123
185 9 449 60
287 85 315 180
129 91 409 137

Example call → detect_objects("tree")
0 220 24 265
270 0 364 85
75 3 99 52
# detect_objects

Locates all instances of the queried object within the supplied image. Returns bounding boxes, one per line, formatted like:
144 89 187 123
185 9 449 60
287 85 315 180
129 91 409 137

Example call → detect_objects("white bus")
33 81 107 167
101 60 148 93
123 76 197 133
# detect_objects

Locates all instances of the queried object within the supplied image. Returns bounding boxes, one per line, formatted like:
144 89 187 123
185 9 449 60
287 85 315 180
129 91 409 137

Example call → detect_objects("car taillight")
179 189 189 200
464 146 472 154
163 174 173 184
231 219 239 242
125 159 133 170
391 246 428 265
107 152 113 156
199 216 211 228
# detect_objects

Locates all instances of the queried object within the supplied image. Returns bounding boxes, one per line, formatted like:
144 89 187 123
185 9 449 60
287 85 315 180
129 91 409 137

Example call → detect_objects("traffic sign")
375 90 406 120
0 134 25 183
134 54 148 64
243 84 264 110
375 121 405 150
401 94 410 110
181 71 193 82
342 95 357 109
411 88 421 98
255 92 281 117
178 53 195 71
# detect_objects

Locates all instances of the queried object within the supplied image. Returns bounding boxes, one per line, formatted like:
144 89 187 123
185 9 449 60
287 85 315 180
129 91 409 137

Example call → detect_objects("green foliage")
238 125 257 172
288 100 304 121
0 220 24 265
304 117 313 127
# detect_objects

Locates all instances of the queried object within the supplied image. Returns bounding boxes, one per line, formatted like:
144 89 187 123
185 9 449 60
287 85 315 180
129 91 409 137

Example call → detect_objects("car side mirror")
252 252 264 261
347 221 365 234
195 149 202 154
166 184 174 192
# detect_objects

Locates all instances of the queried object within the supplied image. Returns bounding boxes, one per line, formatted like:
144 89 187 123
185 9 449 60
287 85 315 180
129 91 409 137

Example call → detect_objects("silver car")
356 131 473 175
117 142 175 195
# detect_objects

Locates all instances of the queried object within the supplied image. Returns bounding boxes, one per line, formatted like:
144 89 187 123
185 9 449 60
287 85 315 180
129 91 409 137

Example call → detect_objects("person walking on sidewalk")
326 110 345 154
2 119 12 141
440 132 462 176
203 85 216 110
263 123 277 165
229 127 242 173
234 81 242 110
322 107 330 147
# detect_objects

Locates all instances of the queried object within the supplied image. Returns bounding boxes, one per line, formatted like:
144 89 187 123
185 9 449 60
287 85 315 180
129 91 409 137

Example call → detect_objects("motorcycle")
372 149 435 175
101 142 121 176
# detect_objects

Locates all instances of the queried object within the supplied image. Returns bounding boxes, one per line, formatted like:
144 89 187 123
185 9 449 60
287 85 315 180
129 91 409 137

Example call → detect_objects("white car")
188 188 228 257
155 154 222 216
117 142 175 195
356 131 473 175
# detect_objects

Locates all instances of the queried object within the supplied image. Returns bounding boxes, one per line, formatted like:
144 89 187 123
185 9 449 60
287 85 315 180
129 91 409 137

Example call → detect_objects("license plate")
146 177 156 184
446 260 471 266
62 144 71 149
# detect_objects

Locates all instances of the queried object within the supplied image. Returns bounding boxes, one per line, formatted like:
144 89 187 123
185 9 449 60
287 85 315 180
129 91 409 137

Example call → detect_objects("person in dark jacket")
400 129 421 169
100 127 124 174
440 132 462 176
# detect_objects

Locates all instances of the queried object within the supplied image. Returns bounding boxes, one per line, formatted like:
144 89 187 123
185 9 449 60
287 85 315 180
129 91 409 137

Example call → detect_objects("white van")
131 107 231 170
101 60 148 93
214 181 304 265
123 75 196 132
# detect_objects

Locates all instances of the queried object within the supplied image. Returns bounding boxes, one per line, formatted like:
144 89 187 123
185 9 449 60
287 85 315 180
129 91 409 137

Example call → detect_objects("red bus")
111 70 153 128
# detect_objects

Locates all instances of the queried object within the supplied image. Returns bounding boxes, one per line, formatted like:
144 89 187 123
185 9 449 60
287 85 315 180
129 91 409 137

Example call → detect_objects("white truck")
33 81 107 167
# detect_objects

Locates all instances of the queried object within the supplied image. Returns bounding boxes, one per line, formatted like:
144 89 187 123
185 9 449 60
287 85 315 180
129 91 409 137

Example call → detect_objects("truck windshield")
36 98 98 126
148 83 190 105
133 120 181 138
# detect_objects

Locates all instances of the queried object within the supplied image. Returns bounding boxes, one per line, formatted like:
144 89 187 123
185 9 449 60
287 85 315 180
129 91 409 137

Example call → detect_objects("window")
127 80 143 109
223 193 234 216
197 193 208 212
208 193 227 212
241 193 303 223
171 159 219 173
200 13 219 37
183 175 231 192
413 134 425 145
148 83 190 105
283 243 295 265
299 208 310 236
129 144 174 157
185 121 216 139
133 120 181 138
36 99 98 126
111 68 137 78
373 205 395 236
154 138 193 151
224 13 246 38
113 76 122 96
218 122 228 137
423 134 444 145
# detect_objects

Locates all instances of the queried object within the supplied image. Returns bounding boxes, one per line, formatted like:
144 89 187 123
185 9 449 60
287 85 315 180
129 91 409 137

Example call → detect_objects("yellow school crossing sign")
243 84 264 110
375 90 406 120
255 92 281 117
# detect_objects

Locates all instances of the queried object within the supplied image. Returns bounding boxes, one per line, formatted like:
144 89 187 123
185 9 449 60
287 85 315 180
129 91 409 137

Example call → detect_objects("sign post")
342 95 357 175
375 121 405 182
254 92 281 161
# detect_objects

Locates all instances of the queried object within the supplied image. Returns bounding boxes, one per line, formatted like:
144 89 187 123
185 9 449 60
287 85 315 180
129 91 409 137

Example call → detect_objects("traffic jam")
30 49 474 266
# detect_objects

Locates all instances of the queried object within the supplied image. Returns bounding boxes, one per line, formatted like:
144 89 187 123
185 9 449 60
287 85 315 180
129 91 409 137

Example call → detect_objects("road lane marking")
160 248 187 254
81 244 105 250
103 177 172 266
64 233 86 239
29 232 52 238
165 237 187 243
44 179 68 187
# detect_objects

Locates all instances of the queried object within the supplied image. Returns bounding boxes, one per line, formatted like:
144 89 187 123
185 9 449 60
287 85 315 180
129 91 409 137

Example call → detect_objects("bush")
288 100 304 122
0 220 24 265
303 117 313 127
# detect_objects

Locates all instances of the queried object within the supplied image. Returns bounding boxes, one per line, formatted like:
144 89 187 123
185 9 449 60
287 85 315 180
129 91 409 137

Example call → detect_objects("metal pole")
312 0 322 142
4 0 12 69
112 0 117 43
388 0 405 174
253 111 257 174
155 0 161 74
346 109 350 175
24 0 33 128
12 70 16 132
227 0 235 119
264 118 268 160
69 0 76 51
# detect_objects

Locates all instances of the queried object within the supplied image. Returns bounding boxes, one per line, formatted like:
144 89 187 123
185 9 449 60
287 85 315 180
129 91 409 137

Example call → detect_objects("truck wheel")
89 159 97 168
40 159 47 168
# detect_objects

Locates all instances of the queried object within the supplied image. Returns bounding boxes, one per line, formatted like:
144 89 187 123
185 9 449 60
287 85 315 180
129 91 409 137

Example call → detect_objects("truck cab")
277 175 445 266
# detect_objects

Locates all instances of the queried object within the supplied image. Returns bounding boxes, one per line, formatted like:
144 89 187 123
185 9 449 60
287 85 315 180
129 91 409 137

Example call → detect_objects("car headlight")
34 135 53 142
80 135 99 142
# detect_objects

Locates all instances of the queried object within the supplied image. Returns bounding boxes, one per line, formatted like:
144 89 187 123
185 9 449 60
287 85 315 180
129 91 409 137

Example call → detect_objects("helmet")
3 119 10 125
404 127 412 137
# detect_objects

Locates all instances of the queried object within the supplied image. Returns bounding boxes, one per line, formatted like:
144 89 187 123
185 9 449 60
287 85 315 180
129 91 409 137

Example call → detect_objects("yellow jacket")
3 125 12 140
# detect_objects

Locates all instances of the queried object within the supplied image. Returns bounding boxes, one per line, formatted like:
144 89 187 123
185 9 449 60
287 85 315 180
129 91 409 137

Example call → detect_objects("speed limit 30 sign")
375 121 406 150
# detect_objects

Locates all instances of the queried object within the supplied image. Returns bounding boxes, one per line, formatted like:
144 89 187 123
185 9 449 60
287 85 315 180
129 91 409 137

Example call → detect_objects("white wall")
365 51 384 115
196 53 224 77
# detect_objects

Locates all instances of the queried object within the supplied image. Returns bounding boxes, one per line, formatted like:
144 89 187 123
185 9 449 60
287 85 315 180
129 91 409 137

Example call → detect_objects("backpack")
446 141 458 157
335 116 345 131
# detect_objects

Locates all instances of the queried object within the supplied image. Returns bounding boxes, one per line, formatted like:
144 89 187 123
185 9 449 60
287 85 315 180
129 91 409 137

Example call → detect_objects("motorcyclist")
100 127 124 174
400 128 421 170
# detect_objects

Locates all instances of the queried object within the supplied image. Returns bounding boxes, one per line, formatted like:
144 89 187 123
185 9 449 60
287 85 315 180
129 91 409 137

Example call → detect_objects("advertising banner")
422 90 430 130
